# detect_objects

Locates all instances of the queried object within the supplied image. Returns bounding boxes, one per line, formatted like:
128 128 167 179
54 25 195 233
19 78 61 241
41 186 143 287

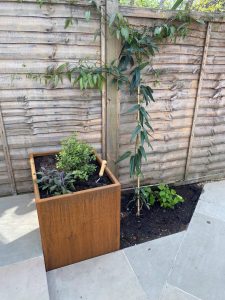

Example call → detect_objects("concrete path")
0 193 50 300
47 232 184 300
1 180 225 300
47 180 225 300
161 181 225 300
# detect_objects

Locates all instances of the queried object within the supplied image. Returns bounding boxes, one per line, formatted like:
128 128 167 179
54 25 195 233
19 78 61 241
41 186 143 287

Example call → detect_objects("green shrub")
37 167 76 196
140 186 156 209
157 184 184 209
140 184 184 209
56 134 96 181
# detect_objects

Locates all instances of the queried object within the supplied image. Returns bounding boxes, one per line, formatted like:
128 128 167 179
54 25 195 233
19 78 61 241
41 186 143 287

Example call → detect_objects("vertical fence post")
105 0 121 175
0 104 17 194
100 3 106 159
184 22 212 180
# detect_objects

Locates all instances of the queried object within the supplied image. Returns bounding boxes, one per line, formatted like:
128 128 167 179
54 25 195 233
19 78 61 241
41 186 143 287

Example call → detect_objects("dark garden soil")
120 184 203 249
35 154 202 247
34 154 112 199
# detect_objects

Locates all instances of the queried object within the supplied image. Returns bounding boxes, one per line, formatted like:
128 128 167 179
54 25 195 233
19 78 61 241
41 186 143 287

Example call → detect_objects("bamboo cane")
137 85 141 217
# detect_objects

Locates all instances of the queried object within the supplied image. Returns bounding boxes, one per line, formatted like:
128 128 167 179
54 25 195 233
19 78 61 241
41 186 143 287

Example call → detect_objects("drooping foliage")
29 0 202 213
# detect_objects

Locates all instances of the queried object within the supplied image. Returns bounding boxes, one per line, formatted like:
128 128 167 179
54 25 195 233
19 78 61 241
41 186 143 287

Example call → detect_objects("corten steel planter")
30 151 121 271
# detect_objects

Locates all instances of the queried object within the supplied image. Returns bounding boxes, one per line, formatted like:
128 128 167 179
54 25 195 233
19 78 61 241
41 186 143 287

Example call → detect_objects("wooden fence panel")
1 2 225 196
118 7 207 187
186 22 225 182
0 0 102 195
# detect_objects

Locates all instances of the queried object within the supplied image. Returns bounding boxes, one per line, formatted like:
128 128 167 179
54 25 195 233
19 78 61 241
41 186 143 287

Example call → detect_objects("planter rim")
29 150 120 203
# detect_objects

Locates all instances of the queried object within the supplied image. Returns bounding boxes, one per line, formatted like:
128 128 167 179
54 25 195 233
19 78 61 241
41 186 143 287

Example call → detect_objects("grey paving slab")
47 250 148 300
168 213 225 300
195 198 225 223
0 256 49 300
160 284 201 300
195 181 225 223
124 232 184 300
200 180 225 205
0 193 42 266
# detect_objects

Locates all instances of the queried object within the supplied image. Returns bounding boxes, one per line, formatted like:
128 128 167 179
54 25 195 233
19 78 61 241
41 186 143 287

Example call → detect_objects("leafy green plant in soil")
36 134 97 197
29 0 205 213
56 134 96 181
36 167 76 196
140 184 184 209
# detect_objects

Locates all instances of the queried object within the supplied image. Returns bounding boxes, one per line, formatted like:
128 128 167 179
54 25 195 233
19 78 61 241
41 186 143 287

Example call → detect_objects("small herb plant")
56 134 96 181
140 186 156 209
37 167 76 196
36 134 97 197
140 184 184 209
157 184 184 209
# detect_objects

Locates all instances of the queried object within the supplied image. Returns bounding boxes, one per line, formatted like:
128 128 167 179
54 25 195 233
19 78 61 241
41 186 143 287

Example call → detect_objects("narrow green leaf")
126 104 140 114
140 107 149 119
64 17 73 29
131 125 142 142
172 0 184 10
130 155 135 177
116 151 132 164
121 27 129 41
138 145 147 161
139 61 149 71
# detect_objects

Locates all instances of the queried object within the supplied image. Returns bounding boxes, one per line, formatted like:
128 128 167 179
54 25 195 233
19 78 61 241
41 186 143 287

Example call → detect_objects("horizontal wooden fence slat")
0 0 103 196
0 17 99 33
0 2 99 19
0 31 99 46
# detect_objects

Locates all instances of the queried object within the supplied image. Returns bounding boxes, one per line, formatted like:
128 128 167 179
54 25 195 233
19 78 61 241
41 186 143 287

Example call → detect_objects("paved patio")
0 181 225 300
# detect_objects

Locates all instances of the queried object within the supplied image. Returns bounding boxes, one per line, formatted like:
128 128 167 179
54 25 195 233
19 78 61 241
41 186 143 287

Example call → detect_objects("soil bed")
34 154 112 199
120 183 203 249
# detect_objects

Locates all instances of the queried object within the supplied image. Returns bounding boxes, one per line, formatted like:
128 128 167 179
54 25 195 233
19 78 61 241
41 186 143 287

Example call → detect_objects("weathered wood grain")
0 0 103 196
105 0 121 175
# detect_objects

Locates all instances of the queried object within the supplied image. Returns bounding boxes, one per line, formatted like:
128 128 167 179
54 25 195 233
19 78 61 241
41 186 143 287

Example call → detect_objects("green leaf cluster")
30 0 193 213
129 104 153 177
158 184 184 208
30 60 129 91
37 168 76 196
140 186 156 209
140 184 184 209
56 134 96 181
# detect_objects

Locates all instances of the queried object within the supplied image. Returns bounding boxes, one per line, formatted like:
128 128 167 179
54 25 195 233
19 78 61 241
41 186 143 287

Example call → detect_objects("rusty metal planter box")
30 152 121 271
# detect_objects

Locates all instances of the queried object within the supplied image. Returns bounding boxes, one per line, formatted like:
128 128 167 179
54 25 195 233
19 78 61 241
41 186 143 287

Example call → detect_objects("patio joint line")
160 284 202 300
159 231 187 299
121 250 148 298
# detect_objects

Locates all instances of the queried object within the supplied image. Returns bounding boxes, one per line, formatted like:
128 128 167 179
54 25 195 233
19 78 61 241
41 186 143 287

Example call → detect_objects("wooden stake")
184 22 212 180
105 0 121 175
0 103 17 194
101 4 106 159
137 85 141 217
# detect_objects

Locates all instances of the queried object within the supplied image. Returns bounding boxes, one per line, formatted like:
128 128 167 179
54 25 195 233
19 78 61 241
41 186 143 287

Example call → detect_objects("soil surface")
120 184 203 249
34 154 112 199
